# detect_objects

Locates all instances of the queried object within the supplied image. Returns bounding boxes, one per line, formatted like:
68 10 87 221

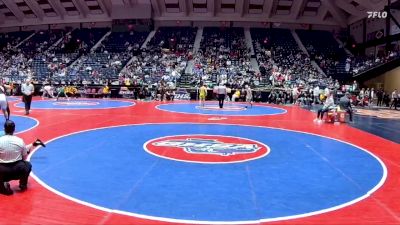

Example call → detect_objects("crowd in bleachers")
120 27 196 88
350 49 400 75
296 30 349 79
251 28 332 97
0 26 398 109
246 28 357 111
0 28 111 83
0 31 33 50
98 30 148 53
57 28 109 54
19 30 64 54
191 27 255 88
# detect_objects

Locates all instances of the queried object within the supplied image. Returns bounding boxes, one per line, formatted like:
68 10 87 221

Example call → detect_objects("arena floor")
1 97 399 225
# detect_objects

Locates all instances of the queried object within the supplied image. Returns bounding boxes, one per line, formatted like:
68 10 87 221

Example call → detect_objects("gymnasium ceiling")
0 0 395 27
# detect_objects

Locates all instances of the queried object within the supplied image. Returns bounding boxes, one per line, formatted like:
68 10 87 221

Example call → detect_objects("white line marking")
28 122 387 225
155 102 287 117
13 98 136 110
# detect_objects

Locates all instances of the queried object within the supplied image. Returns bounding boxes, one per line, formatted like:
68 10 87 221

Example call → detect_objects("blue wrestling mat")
30 123 385 223
15 99 135 110
7 96 20 102
0 115 38 134
156 102 287 116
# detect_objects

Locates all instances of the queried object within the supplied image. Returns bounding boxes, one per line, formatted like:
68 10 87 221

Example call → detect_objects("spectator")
0 120 45 195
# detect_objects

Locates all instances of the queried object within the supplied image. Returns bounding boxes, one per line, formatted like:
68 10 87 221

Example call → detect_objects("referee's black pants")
218 94 225 108
0 160 32 187
23 94 33 112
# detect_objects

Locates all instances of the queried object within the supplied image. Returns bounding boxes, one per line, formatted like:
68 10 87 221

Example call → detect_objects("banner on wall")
367 29 384 41
175 88 191 100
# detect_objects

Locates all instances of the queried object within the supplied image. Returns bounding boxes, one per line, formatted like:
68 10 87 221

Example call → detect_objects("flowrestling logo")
145 135 270 163
367 11 387 19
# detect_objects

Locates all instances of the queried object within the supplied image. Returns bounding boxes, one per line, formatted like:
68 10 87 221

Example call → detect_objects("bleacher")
0 26 390 89
251 28 302 78
31 53 79 81
296 29 350 80
201 27 246 52
19 30 65 54
192 27 253 87
71 53 131 81
56 28 109 53
251 28 301 63
120 27 196 87
0 31 34 50
148 27 197 54
99 30 149 53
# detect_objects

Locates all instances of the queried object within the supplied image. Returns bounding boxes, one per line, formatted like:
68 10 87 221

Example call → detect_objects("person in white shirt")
359 88 365 99
313 86 320 104
369 88 375 105
0 85 9 121
390 89 398 110
215 84 227 109
315 93 335 123
245 85 253 108
0 120 45 195
21 79 34 115
42 83 55 99
292 87 299 104
324 87 330 97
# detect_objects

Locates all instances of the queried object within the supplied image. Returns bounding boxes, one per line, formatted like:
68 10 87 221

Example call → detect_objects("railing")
353 57 400 81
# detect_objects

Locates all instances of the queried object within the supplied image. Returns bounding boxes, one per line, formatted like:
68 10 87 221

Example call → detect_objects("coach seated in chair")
165 89 175 101
338 92 353 122
314 93 335 123
0 120 46 195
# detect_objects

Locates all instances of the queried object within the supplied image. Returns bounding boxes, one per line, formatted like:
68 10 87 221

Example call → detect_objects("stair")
91 30 112 52
250 58 260 74
177 73 192 87
50 31 71 50
185 60 194 74
141 30 156 49
292 30 327 77
311 61 326 76
14 32 36 48
334 37 353 56
193 27 203 53
244 28 255 56
119 56 136 75
291 30 309 56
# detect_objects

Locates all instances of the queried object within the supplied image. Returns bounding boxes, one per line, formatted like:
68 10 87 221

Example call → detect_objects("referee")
21 79 34 115
216 83 227 109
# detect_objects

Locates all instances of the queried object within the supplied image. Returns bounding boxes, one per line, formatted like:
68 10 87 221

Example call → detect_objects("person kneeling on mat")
0 120 46 195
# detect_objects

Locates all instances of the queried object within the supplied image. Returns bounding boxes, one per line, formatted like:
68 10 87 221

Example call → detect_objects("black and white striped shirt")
21 83 34 96
0 135 28 163
216 86 227 95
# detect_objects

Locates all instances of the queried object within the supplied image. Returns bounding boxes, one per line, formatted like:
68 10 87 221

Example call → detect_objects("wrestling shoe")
19 184 27 192
33 139 46 147
0 182 13 196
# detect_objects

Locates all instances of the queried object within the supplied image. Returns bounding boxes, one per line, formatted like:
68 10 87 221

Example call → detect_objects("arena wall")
363 66 400 92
